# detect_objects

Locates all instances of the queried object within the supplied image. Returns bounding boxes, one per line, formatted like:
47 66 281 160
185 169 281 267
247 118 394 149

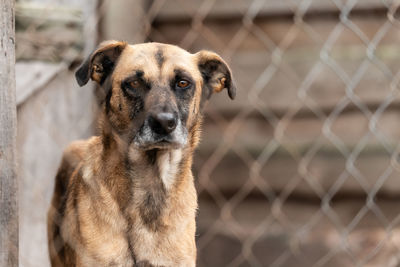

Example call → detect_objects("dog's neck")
127 145 188 189
154 149 183 190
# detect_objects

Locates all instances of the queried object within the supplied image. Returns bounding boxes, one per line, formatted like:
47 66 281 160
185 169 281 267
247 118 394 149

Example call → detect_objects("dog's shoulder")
62 140 88 165
64 136 100 158
55 137 100 189
62 136 101 164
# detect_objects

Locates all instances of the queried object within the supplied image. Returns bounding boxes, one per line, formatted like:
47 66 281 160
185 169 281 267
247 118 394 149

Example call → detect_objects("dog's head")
76 41 236 151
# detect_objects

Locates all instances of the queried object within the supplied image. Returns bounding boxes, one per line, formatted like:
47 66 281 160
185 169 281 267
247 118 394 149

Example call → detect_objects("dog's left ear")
75 40 127 86
196 50 236 100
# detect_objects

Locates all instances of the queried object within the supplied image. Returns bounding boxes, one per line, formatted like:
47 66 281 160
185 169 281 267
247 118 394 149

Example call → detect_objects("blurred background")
16 0 400 266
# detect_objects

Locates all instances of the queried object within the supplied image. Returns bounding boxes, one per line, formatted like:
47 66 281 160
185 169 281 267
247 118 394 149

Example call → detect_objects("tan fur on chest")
49 138 197 266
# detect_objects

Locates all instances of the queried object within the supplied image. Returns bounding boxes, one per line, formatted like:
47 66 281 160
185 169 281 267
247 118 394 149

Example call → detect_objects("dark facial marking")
155 48 164 70
121 71 147 98
173 69 194 85
130 97 145 120
170 69 195 125
171 69 195 99
119 70 147 120
136 70 144 79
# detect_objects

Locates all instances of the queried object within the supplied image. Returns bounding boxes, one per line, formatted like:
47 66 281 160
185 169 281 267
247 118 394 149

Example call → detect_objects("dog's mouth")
137 139 183 150
133 121 188 151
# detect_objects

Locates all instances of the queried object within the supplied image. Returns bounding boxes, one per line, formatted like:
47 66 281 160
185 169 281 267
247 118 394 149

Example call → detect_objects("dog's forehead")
113 43 199 81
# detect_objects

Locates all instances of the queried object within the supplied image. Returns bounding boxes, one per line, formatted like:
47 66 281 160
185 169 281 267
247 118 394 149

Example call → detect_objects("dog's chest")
68 149 194 266
125 150 196 266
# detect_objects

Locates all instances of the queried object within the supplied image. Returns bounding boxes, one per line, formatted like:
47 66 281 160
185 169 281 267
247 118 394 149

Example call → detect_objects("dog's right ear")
75 40 127 86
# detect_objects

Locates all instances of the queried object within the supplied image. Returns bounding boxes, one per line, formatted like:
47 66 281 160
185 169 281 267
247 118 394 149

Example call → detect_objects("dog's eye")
129 80 141 89
176 79 190 89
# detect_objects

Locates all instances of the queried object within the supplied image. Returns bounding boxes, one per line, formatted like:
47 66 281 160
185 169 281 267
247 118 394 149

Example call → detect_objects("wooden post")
0 0 18 266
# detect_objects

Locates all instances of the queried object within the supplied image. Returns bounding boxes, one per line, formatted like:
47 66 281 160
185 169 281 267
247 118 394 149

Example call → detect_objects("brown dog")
47 41 236 266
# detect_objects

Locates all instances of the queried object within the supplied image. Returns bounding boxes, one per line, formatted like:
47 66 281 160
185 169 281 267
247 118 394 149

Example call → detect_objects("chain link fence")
16 0 400 266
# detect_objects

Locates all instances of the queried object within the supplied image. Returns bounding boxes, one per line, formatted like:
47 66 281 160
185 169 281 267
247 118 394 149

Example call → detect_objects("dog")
47 40 236 267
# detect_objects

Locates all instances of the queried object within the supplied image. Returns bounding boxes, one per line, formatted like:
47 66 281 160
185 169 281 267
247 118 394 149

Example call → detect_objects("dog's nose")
148 112 177 135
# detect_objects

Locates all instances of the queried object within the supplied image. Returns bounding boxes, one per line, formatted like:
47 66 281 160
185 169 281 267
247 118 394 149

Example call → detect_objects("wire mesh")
16 0 400 266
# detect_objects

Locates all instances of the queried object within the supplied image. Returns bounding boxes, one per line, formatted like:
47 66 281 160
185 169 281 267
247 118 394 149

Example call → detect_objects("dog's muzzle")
133 111 187 150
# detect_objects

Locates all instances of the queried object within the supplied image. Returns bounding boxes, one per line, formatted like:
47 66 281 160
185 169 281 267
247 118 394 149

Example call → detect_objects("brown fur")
48 41 235 266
